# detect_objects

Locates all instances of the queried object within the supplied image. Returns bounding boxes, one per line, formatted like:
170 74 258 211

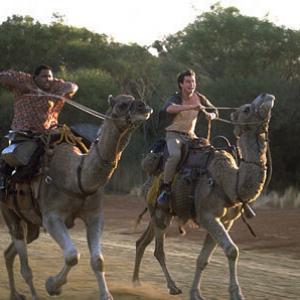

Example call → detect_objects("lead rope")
241 209 257 237
25 89 110 120
206 119 211 142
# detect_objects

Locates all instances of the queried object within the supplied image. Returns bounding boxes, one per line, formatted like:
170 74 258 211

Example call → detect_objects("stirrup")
0 178 7 190
157 190 170 211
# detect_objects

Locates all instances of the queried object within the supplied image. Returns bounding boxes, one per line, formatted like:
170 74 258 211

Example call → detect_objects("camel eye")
118 102 128 110
242 106 250 114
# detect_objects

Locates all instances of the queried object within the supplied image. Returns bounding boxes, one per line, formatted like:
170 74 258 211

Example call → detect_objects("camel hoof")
45 276 62 296
230 294 245 300
100 291 114 300
169 286 182 295
190 289 205 300
229 285 245 300
132 279 142 287
10 292 27 300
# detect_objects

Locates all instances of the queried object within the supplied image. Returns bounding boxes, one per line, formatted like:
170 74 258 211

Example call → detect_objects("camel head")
231 93 275 137
107 94 153 130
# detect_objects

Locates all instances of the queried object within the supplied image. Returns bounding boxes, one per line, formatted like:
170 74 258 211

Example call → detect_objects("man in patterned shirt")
0 64 78 189
0 64 78 132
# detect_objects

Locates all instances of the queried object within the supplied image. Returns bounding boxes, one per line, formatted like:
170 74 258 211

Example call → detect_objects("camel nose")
146 105 153 114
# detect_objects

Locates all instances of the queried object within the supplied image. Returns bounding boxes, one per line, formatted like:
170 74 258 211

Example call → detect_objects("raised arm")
0 70 32 92
51 79 78 98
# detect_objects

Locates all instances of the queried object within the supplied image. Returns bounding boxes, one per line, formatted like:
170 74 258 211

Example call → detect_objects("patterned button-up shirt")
0 70 75 133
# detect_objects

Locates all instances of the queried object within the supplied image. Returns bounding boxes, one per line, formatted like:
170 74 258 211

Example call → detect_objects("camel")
0 94 152 300
133 93 275 300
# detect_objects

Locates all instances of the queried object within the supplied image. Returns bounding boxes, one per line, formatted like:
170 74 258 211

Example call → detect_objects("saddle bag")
141 152 162 175
141 139 166 175
1 141 38 167
1 131 38 167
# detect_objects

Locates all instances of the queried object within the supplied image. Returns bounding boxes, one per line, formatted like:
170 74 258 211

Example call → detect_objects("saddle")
142 137 214 178
0 125 91 224
144 136 239 220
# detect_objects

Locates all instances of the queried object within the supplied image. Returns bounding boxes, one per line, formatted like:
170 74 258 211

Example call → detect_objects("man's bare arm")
52 80 79 98
166 103 203 113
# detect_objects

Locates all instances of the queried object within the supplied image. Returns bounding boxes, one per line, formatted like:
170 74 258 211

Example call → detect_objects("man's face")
34 69 53 91
180 75 196 95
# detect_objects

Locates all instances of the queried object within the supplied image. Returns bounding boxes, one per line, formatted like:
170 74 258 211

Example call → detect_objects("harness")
75 106 140 197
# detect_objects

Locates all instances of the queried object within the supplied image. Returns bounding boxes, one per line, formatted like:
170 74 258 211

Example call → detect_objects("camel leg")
132 221 155 285
13 239 40 300
43 214 80 296
197 215 244 300
190 221 234 300
85 214 113 300
189 233 217 300
2 203 26 300
2 203 40 300
154 227 182 295
4 242 27 300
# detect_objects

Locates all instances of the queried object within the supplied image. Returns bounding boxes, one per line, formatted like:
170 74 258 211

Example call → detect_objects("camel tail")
134 206 148 229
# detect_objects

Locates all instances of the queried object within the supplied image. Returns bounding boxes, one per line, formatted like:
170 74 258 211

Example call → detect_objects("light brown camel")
0 94 152 300
133 93 275 300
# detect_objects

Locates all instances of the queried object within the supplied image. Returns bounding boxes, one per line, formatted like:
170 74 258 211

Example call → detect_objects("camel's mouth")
132 110 152 122
230 93 275 126
144 109 153 120
253 93 275 110
254 93 275 119
133 106 153 121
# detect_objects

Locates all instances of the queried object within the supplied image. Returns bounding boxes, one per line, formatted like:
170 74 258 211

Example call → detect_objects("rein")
25 90 111 120
26 90 141 124
216 117 264 126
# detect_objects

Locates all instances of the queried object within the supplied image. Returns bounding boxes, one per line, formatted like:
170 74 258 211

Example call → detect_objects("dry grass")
256 186 300 208
130 184 300 209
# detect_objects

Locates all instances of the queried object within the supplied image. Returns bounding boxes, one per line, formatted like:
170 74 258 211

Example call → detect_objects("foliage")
0 5 299 192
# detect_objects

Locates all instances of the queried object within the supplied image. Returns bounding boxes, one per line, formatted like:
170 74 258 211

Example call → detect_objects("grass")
256 186 300 209
128 183 300 210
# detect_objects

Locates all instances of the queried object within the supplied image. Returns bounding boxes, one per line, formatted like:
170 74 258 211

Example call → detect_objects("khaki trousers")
163 131 191 184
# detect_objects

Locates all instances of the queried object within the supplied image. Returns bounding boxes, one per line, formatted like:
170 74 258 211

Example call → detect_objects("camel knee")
225 244 239 260
91 255 104 272
4 243 15 261
154 247 165 262
135 237 144 250
196 257 209 271
65 249 80 266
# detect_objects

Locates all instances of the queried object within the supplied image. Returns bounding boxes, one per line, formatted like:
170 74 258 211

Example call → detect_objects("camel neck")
97 120 131 162
236 131 268 202
80 119 132 189
238 131 267 165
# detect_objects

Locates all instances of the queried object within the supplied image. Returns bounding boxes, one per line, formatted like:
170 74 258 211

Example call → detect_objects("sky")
1 0 300 46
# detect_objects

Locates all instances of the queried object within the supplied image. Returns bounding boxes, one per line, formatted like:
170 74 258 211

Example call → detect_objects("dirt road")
0 194 299 300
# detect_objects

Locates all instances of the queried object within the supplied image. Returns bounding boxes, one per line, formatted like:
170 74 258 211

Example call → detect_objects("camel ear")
108 94 116 107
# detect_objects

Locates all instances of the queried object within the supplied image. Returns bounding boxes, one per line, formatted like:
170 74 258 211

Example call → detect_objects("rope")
241 212 257 237
54 125 89 153
25 89 110 120
215 117 263 126
27 89 265 128
206 119 211 142
203 106 238 110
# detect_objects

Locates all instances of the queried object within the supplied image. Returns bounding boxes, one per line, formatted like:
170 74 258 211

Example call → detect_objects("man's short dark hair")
33 65 52 77
177 69 196 90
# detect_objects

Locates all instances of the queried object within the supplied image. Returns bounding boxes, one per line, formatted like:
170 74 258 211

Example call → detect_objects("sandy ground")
0 194 299 300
